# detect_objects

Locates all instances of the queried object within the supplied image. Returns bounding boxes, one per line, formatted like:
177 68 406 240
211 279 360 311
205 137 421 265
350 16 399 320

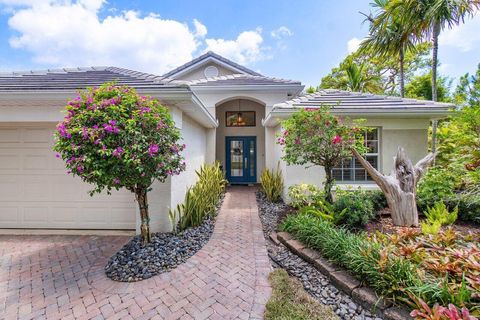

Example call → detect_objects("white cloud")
271 26 293 39
439 15 480 52
205 28 265 65
347 37 362 53
0 0 267 73
193 18 207 38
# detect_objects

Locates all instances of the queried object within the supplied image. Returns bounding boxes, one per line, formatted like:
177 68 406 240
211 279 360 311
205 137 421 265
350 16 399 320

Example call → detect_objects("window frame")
225 111 256 127
332 127 381 183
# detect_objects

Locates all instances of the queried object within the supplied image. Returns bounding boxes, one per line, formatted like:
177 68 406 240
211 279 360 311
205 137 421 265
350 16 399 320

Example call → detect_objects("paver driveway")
0 186 272 320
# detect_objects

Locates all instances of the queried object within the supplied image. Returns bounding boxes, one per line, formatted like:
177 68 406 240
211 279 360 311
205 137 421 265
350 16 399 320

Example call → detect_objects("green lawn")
265 268 338 320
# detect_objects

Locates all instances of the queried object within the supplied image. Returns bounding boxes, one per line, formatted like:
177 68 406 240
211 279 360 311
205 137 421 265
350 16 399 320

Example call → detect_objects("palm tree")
360 0 416 97
342 59 383 93
390 0 480 102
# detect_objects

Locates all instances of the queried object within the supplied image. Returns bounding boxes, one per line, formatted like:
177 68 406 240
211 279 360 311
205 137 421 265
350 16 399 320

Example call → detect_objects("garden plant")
278 107 367 203
54 83 185 244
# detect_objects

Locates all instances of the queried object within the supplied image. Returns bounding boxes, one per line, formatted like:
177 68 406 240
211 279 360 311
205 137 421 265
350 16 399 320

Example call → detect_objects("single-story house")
0 51 452 233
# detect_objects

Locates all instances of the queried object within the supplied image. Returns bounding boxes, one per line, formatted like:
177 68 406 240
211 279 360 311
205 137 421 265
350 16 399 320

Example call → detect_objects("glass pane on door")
249 140 255 177
230 140 243 177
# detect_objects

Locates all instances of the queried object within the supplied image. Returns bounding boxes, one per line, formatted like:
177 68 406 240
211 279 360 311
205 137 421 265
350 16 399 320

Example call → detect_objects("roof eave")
190 84 305 92
262 107 452 127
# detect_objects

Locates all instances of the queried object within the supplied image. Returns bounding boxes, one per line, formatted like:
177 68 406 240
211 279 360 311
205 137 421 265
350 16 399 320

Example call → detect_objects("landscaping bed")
282 213 480 319
106 162 226 282
105 217 215 282
256 191 382 320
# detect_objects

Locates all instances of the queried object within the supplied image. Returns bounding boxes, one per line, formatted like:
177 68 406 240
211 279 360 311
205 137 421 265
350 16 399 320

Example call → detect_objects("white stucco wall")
267 118 431 201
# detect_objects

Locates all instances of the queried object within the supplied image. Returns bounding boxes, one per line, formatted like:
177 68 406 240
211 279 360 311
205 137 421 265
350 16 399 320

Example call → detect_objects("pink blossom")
332 135 343 144
81 127 88 140
77 165 84 173
112 147 124 158
56 122 71 139
283 130 289 136
55 153 60 158
305 107 319 111
148 144 159 157
113 178 120 184
295 138 301 145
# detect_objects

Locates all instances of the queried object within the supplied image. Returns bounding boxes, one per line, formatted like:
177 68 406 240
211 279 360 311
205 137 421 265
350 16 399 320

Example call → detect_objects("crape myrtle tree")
53 83 185 244
277 107 367 203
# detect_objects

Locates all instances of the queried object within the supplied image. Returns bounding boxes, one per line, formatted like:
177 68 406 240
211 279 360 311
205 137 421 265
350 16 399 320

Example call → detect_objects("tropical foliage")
319 43 430 96
170 162 227 231
277 107 366 202
53 83 185 243
260 163 284 202
282 213 480 317
287 183 325 208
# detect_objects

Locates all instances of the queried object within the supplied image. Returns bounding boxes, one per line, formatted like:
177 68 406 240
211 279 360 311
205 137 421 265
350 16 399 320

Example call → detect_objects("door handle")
245 157 247 168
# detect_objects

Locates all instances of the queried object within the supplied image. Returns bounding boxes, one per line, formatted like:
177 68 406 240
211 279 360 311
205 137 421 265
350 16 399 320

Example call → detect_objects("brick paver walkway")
0 186 271 320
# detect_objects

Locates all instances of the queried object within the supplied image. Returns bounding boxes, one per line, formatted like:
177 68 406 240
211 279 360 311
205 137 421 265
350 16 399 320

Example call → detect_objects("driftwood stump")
352 147 435 227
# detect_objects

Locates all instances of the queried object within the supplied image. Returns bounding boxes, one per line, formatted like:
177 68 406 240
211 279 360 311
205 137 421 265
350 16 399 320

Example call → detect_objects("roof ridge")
105 67 169 84
162 51 263 78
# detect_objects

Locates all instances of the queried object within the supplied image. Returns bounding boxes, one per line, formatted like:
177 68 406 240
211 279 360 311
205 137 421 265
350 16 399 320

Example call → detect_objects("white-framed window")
332 128 380 182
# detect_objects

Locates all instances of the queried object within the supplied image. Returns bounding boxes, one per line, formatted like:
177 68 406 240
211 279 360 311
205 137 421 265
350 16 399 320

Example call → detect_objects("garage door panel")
24 207 49 224
23 128 51 143
0 154 20 170
0 128 20 142
0 125 136 230
0 206 18 225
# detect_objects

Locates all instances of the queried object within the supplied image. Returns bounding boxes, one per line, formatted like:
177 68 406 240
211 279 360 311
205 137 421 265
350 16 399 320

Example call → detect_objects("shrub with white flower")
53 83 185 243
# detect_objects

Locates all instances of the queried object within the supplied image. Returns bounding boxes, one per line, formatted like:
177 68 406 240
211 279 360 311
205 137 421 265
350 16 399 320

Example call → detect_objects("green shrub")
260 163 284 202
172 162 227 230
281 214 452 309
425 202 458 226
420 220 442 235
417 167 459 211
288 183 325 208
333 191 375 229
363 190 388 211
451 193 480 223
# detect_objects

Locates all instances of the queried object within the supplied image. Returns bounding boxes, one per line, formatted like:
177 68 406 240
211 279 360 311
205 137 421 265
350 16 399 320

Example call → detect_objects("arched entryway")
215 98 266 184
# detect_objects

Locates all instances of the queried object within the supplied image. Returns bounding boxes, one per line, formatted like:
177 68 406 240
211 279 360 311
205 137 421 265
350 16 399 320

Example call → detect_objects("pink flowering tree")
53 83 185 244
278 107 366 203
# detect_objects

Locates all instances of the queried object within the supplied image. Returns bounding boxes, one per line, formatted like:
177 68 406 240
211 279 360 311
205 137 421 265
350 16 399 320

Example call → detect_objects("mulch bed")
365 208 480 236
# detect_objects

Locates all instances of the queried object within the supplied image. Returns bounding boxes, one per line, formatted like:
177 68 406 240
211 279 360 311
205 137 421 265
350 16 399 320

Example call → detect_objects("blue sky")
0 0 479 87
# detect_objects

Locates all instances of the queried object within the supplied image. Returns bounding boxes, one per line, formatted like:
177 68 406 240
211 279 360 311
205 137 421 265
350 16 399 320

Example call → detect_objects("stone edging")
276 232 412 320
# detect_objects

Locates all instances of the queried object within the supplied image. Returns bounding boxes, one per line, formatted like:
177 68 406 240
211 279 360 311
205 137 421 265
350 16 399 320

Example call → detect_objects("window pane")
342 169 352 181
366 128 378 140
366 156 378 168
230 140 243 177
330 128 379 182
226 111 255 127
355 169 367 181
366 140 378 153
249 140 255 176
332 169 343 180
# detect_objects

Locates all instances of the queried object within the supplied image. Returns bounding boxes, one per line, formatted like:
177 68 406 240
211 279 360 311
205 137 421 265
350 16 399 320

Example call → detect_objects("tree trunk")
352 148 435 227
135 186 151 244
399 47 405 98
324 166 334 204
431 21 440 102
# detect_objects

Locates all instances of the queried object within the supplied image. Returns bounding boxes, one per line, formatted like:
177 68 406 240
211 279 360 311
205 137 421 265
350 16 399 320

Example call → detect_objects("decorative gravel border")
105 197 223 282
276 231 412 320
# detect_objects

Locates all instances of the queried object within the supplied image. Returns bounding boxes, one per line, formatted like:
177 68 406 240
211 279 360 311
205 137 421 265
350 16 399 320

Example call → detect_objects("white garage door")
0 124 136 230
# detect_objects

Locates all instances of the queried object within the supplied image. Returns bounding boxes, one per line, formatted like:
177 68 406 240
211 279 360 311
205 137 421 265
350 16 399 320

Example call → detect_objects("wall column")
205 128 216 164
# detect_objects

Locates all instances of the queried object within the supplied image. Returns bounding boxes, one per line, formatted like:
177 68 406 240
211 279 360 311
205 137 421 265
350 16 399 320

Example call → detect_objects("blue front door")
226 136 256 184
